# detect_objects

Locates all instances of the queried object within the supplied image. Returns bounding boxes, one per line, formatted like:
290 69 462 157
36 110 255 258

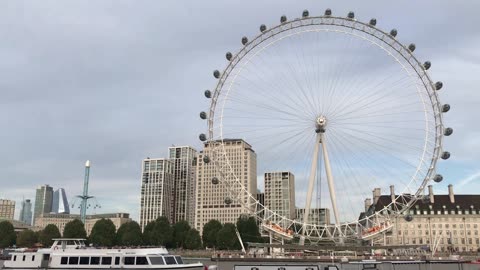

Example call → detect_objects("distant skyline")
1 1 479 221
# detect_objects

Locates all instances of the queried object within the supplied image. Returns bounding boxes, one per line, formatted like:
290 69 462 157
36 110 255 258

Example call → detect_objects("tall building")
52 188 70 214
169 146 197 225
35 213 131 235
363 185 480 252
264 172 295 227
0 199 15 220
195 139 257 233
19 199 33 225
139 158 174 229
295 208 330 225
33 184 54 225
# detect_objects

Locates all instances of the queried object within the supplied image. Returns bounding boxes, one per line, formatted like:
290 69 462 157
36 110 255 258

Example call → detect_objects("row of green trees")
0 215 262 250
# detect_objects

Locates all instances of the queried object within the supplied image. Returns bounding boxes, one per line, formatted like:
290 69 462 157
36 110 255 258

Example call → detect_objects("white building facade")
264 172 295 227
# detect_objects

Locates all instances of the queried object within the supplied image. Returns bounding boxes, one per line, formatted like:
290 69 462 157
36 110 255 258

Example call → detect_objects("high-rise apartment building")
19 199 33 225
34 184 53 225
139 158 174 229
264 172 295 227
195 139 257 233
52 188 70 214
0 199 15 220
168 146 197 225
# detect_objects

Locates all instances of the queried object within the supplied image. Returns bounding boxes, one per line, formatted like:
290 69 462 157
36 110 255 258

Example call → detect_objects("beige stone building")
34 213 131 235
195 139 257 233
264 172 295 227
365 185 480 252
0 199 15 220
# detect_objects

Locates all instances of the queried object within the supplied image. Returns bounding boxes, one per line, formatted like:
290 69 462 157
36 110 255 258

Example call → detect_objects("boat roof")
52 238 86 240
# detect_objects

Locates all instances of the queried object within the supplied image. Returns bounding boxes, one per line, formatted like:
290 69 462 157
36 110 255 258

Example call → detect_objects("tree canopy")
39 224 61 247
63 219 87 239
142 216 173 247
173 220 191 248
89 218 116 247
236 215 262 243
184 228 202 250
216 223 240 250
202 219 222 248
16 229 37 247
0 220 16 248
116 221 142 246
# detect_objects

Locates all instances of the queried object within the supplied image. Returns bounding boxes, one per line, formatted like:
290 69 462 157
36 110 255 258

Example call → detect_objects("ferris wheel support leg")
321 133 340 225
299 133 321 246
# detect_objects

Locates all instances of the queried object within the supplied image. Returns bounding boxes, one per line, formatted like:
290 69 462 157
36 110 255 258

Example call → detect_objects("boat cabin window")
13 255 16 261
79 257 89 265
149 256 165 265
91 257 100 265
136 257 148 265
61 257 68 265
114 257 120 265
23 255 26 261
101 257 112 265
175 256 183 264
164 256 177 265
124 257 135 265
69 257 79 265
32 256 35 261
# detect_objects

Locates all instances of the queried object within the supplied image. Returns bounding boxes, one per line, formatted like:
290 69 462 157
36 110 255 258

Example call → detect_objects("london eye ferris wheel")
198 9 452 243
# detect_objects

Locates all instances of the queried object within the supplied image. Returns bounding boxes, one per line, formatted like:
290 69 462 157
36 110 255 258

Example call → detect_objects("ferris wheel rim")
204 13 446 240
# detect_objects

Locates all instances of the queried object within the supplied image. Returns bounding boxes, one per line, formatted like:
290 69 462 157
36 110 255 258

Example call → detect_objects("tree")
142 217 173 247
39 224 61 247
142 221 156 245
216 223 240 250
63 219 87 238
184 229 202 250
116 221 142 246
173 220 191 248
236 215 261 243
0 221 16 248
202 219 222 248
89 219 116 247
17 230 37 247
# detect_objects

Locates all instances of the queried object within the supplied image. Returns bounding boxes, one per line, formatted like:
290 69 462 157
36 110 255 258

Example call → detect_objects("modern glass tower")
33 184 53 225
19 199 33 225
52 188 70 214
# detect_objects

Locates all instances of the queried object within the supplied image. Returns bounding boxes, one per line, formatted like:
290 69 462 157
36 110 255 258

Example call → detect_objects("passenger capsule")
442 104 450 113
347 11 354 19
212 177 219 185
241 36 248 45
404 215 413 222
435 81 443 90
408 43 416 52
444 127 453 136
199 134 207 142
226 52 232 61
204 90 212 98
302 10 309 18
423 61 431 70
433 174 443 183
213 70 220 79
203 155 210 163
225 197 232 205
200 111 207 120
260 24 267 32
390 29 398 37
325 9 332 16
369 18 377 26
280 15 287 23
441 151 450 160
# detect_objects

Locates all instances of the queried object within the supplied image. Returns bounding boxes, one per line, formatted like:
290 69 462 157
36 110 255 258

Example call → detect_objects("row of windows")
12 255 35 262
59 256 182 266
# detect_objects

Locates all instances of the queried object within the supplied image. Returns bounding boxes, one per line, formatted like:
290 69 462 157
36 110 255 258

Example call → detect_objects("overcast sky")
1 0 479 222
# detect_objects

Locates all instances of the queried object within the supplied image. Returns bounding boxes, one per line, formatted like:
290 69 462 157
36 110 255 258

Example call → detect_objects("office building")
264 172 295 227
52 188 70 214
169 146 197 225
139 158 174 230
0 199 15 220
35 213 131 235
33 184 53 225
295 207 331 225
195 139 257 234
19 199 33 225
363 184 480 252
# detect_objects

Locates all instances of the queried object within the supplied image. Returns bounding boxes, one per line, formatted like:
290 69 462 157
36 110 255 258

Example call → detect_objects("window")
175 256 183 264
102 257 112 265
124 257 135 265
90 257 100 265
115 257 120 265
79 257 89 265
23 256 26 261
136 257 148 265
13 256 17 261
164 256 177 265
32 256 35 261
149 257 165 265
68 257 79 265
60 257 68 265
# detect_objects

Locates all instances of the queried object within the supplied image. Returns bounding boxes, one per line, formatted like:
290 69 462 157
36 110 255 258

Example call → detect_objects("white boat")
1 238 204 270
